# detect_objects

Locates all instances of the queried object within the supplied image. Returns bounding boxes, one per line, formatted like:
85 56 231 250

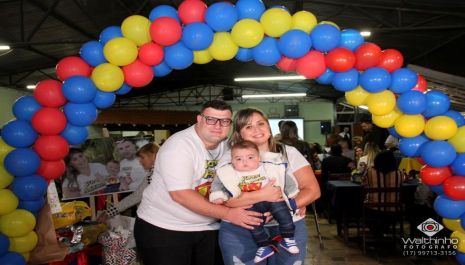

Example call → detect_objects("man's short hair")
200 100 232 113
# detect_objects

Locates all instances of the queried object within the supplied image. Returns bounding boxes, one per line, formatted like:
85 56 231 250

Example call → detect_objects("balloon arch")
1 0 465 263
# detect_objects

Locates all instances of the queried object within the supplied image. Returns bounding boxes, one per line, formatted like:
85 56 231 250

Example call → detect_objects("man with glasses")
135 100 264 265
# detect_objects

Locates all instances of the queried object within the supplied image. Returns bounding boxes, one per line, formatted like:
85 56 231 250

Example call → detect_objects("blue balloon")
181 22 214 51
0 252 26 265
12 96 42 121
359 67 391 93
93 91 116 109
64 103 98 127
164 42 193 70
316 68 335 85
4 148 40 177
62 76 98 103
1 119 38 148
420 140 456 167
430 184 444 195
205 2 238 32
310 24 341 52
456 252 465 265
396 90 427 114
277 30 312 59
387 126 402 139
61 123 88 145
339 29 364 51
235 0 265 20
331 69 359 92
152 61 173 77
423 90 450 118
451 154 465 176
149 5 180 22
99 26 122 45
253 37 281 66
235 48 253 62
19 197 45 213
11 175 48 201
434 195 465 219
390 68 418 93
444 110 465 127
80 41 107 67
0 233 8 256
399 134 429 157
115 83 132 95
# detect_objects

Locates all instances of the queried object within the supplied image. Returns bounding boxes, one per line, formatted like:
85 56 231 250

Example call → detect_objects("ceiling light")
242 93 306 99
0 45 10 50
26 85 36 89
360 31 371 37
234 75 306 82
358 105 369 110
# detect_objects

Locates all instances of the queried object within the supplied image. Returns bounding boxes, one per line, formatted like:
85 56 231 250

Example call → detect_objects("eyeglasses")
201 114 232 127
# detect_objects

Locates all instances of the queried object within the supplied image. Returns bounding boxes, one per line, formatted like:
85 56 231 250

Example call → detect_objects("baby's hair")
231 140 259 154
106 159 120 165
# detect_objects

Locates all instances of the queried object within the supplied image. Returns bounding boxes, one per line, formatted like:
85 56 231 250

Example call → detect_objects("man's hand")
259 179 283 202
223 206 264 230
212 198 224 205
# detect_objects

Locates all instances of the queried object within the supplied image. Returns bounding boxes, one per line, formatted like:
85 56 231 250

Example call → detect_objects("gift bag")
107 215 136 249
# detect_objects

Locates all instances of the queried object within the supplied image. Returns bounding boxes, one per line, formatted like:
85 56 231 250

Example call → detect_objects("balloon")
354 42 382 70
325 47 355 72
14 176 45 201
310 24 341 52
178 0 207 25
315 68 335 85
114 82 132 95
452 154 465 176
396 90 427 115
331 69 358 92
457 252 465 265
18 198 45 213
0 233 8 256
390 68 418 93
0 139 14 162
8 231 38 253
31 108 67 135
193 50 213 64
33 135 69 161
444 110 465 127
399 134 429 157
63 103 98 127
123 59 154 88
434 195 465 219
295 50 326 79
12 96 42 121
205 2 238 32
138 42 164 65
424 116 458 140
37 159 66 181
103 37 138 66
149 5 180 22
231 19 264 48
443 218 465 233
236 0 265 20
292 11 317 34
319 20 340 29
449 126 465 153
0 209 36 237
372 107 402 128
451 231 465 253
79 41 106 67
0 165 14 189
0 252 26 265
366 90 396 116
394 114 425 138
276 56 297 72
277 30 311 59
62 76 97 104
252 37 281 66
260 8 292 38
165 42 194 69
444 177 465 201
121 15 151 46
345 86 369 106
420 166 452 186
4 148 40 177
412 74 428 92
388 126 402 139
61 123 88 145
339 29 364 51
359 67 391 93
152 61 172 77
423 90 450 118
182 22 214 51
99 26 123 45
0 189 19 216
1 120 37 148
421 140 457 168
235 48 253 62
33 79 66 108
150 17 182 46
56 56 91 81
377 49 403 73
431 184 444 194
93 90 116 109
91 63 125 92
208 32 238 61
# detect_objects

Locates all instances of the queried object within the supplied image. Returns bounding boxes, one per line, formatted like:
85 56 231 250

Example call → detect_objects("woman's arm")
224 179 283 208
292 165 321 209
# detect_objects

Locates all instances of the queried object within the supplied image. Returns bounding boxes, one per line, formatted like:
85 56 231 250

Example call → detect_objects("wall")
0 87 29 125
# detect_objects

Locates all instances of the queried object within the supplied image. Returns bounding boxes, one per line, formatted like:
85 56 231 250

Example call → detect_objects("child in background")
105 160 122 193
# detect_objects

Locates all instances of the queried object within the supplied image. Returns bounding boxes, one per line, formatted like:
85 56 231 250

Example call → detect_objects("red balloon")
412 74 428 92
325 47 356 72
377 49 403 73
417 156 426 165
56 56 92 81
276 56 297 72
34 135 69 161
138 42 164 66
420 165 452 186
150 17 182 46
123 59 154 88
296 50 326 79
31 108 67 135
37 159 66 181
354 43 382 71
178 0 207 25
33 79 67 108
443 176 465 200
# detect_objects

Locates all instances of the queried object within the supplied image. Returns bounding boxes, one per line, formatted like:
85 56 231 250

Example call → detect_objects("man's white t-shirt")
137 125 227 232
76 163 108 195
120 158 146 190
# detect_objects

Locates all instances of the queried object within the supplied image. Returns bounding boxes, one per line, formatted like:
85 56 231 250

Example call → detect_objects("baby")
105 160 125 192
210 140 299 263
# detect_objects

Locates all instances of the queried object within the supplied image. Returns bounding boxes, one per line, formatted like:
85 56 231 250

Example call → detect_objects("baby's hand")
212 199 224 205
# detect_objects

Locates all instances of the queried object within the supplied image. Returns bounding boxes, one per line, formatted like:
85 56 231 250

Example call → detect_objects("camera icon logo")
417 218 443 237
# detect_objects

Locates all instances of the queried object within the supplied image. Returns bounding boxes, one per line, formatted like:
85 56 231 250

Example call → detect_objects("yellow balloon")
372 108 402 128
0 139 14 162
448 126 465 153
345 86 369 106
91 63 125 92
9 231 38 253
425 116 458 140
0 164 13 189
366 90 396 116
451 231 465 252
208 32 238 61
292 11 317 34
394 114 425 138
20 252 30 262
231 19 264 48
260 8 292 37
193 50 213 64
103 37 138 66
319 20 340 30
0 209 36 237
121 15 151 46
443 218 465 233
0 189 18 216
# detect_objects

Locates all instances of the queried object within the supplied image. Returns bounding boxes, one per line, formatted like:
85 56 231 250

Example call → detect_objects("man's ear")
196 114 202 124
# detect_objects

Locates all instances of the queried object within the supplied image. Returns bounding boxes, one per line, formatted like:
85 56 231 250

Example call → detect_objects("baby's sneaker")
280 237 299 254
254 246 275 263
